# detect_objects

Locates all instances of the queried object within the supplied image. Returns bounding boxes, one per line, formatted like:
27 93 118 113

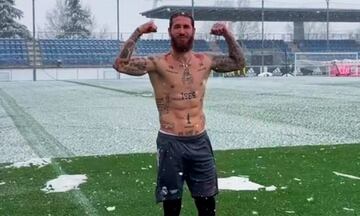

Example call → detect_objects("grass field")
1 143 359 216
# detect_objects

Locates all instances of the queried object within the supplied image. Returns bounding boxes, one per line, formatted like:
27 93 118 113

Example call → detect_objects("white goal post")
294 52 360 76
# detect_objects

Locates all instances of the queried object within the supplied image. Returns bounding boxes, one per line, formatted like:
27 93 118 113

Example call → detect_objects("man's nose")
178 27 186 34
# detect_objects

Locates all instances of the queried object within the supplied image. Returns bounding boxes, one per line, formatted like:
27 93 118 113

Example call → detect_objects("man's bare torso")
149 52 212 136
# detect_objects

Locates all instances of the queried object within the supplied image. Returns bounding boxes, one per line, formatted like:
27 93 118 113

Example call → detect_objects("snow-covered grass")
0 76 359 163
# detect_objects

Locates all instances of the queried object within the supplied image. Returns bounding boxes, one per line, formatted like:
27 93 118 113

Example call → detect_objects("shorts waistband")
158 129 207 141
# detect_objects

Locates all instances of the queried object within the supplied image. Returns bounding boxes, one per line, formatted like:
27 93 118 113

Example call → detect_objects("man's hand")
210 23 230 37
138 21 158 34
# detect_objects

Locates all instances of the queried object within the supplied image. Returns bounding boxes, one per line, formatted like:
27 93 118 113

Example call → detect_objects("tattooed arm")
208 23 246 73
113 21 157 76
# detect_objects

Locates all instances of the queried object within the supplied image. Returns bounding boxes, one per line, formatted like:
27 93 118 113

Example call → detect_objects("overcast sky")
14 0 360 36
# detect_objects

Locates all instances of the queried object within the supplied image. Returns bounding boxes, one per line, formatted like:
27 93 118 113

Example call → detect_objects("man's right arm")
113 21 157 76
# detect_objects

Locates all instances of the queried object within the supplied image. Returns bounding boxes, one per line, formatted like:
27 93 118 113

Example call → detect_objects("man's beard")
170 34 194 53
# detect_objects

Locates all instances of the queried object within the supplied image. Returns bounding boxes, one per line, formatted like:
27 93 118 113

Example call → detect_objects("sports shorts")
155 131 218 203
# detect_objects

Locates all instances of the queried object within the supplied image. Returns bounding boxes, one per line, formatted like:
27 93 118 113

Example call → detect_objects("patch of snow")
265 185 277 191
343 207 354 211
41 174 87 193
106 206 116 212
218 176 276 191
0 182 5 186
333 171 360 180
5 158 51 168
307 197 314 202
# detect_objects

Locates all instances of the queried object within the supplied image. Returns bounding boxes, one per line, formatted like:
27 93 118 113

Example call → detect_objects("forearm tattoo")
118 28 142 62
112 29 156 75
212 34 245 72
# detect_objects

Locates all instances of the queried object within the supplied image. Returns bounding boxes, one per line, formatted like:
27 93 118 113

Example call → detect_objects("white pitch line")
333 171 360 180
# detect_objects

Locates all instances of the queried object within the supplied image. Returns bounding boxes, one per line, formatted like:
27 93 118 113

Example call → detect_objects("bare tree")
286 22 329 40
201 0 260 40
234 0 260 40
304 22 327 39
44 0 67 38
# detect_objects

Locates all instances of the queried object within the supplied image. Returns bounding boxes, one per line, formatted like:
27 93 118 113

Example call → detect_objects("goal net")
294 52 360 76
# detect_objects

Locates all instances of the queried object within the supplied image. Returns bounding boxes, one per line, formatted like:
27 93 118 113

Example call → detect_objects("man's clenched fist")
210 23 229 36
138 21 158 34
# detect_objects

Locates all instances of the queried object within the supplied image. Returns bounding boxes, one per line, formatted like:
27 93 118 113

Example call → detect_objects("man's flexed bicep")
113 21 157 76
113 56 157 76
209 23 246 73
210 55 244 73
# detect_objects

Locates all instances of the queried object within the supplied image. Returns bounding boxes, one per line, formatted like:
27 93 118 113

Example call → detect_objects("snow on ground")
0 77 359 163
218 176 276 191
5 158 51 168
333 171 360 180
41 174 87 193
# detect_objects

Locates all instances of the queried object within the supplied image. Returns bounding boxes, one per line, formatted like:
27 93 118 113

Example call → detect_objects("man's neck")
170 49 192 64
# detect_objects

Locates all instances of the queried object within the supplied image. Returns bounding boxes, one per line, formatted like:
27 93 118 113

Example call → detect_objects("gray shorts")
155 131 218 203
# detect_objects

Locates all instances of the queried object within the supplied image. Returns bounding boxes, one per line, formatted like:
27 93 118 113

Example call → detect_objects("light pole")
32 0 36 81
326 0 330 51
261 0 264 73
117 0 120 41
191 0 194 18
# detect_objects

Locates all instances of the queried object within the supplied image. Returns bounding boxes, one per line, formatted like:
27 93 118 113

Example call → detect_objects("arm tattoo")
119 40 135 60
113 28 141 72
113 29 156 75
118 58 148 76
119 28 142 62
212 34 246 72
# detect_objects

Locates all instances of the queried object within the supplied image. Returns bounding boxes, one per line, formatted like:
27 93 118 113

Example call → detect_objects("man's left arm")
209 23 246 73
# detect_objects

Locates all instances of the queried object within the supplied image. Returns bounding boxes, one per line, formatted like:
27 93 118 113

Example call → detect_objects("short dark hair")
169 12 194 28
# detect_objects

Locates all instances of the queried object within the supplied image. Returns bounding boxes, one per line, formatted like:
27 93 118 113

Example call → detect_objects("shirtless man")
113 12 245 216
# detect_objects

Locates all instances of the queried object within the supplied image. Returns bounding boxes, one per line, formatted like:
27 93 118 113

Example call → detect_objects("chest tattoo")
181 65 193 85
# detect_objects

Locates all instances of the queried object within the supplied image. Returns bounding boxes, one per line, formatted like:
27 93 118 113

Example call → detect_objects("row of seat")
2 38 360 67
295 40 360 52
0 39 29 66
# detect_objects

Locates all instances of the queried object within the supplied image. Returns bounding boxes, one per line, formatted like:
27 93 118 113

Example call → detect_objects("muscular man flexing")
113 12 245 216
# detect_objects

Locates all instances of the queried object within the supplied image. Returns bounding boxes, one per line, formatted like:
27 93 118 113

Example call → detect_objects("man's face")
168 16 195 53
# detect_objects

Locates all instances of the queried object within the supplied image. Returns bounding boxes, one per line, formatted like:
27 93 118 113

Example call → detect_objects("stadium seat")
0 39 29 66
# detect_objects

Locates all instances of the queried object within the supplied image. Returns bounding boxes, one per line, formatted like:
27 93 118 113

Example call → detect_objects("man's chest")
159 59 210 87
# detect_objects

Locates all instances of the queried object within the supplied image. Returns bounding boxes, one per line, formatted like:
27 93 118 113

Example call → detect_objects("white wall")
0 68 146 81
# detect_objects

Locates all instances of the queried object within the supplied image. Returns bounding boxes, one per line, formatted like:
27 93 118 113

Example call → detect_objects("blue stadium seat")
39 39 122 66
0 39 29 66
